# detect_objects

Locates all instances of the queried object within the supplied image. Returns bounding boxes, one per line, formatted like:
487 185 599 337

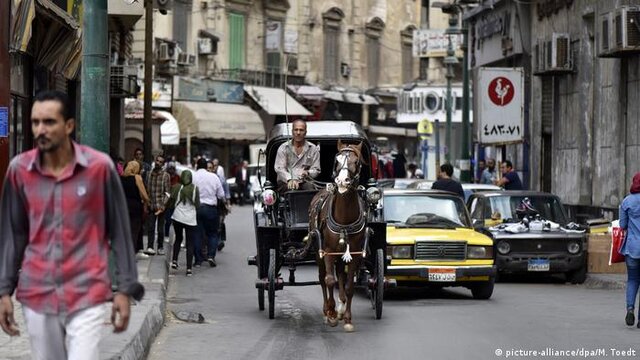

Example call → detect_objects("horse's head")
333 140 364 193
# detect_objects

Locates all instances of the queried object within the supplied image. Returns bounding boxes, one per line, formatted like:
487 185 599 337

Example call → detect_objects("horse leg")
343 257 362 332
318 256 329 323
336 261 347 320
324 255 338 327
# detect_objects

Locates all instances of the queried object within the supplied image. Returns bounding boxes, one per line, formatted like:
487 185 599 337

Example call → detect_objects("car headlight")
567 241 580 254
261 189 277 206
497 240 510 255
387 245 412 259
467 246 493 259
366 187 381 204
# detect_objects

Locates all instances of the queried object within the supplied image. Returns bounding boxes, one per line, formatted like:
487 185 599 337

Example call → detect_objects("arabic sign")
284 29 298 54
476 67 523 144
173 77 244 104
412 29 463 58
265 20 282 51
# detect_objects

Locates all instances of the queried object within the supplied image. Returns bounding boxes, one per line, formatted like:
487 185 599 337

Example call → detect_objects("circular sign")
417 118 433 140
488 77 515 106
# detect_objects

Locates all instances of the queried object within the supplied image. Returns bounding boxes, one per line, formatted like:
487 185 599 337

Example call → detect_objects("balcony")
218 69 305 88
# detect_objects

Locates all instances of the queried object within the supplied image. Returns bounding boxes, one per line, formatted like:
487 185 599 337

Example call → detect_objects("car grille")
507 239 571 253
415 241 467 260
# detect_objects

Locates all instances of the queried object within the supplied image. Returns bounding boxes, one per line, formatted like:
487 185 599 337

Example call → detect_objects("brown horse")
309 140 367 332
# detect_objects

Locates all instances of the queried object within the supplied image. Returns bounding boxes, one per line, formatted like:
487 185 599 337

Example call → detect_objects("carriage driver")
274 119 321 193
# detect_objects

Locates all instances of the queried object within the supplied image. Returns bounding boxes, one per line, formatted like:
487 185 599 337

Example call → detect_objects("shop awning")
367 125 417 137
323 90 379 105
287 85 325 101
158 111 180 145
172 101 266 141
245 86 312 116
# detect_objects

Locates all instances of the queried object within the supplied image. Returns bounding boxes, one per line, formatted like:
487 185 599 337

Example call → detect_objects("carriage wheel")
268 248 276 319
374 248 384 320
258 288 265 311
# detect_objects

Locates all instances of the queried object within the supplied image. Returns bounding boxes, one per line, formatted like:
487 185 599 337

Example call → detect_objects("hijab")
171 170 197 205
123 161 140 177
631 172 640 194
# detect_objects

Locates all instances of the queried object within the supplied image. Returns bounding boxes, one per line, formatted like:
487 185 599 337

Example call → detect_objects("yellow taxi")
382 189 496 299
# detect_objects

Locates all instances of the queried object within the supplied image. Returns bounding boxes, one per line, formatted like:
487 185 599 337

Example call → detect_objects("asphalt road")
148 205 639 360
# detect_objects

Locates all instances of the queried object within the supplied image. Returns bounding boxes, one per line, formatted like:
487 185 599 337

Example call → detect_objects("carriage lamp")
366 186 381 204
567 241 581 254
496 240 511 255
467 246 493 259
387 245 413 259
261 189 277 206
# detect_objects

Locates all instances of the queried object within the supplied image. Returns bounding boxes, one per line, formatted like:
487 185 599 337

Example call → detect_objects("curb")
102 253 169 360
583 274 626 291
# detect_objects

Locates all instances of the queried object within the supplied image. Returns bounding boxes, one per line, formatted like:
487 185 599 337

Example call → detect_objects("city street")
148 206 639 360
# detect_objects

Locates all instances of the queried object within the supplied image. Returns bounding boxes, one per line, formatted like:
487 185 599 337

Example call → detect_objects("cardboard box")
588 234 626 274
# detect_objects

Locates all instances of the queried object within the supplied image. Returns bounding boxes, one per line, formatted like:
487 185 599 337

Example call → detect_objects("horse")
308 140 368 332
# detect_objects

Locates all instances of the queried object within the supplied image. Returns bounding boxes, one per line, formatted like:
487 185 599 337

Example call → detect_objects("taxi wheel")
471 279 495 300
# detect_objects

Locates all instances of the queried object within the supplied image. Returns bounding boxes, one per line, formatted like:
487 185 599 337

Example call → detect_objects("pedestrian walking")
145 154 170 255
164 163 180 238
495 160 524 190
168 170 200 277
209 160 230 251
121 160 151 259
620 172 640 327
235 160 251 205
0 90 143 359
192 158 226 267
432 163 465 199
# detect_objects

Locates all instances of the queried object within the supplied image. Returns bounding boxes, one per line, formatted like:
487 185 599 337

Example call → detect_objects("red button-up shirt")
0 142 140 315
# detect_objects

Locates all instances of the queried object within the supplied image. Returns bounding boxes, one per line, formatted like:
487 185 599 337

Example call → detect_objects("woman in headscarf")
121 161 151 258
621 172 640 327
167 170 200 276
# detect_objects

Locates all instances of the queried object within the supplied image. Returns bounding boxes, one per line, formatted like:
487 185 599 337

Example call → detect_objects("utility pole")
0 0 10 181
80 0 109 152
443 19 458 164
459 18 471 183
143 0 154 162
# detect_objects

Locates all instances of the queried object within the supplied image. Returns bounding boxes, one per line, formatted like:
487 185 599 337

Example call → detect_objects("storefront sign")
174 77 244 104
284 29 298 54
476 67 523 144
412 29 463 58
0 107 8 137
138 81 172 109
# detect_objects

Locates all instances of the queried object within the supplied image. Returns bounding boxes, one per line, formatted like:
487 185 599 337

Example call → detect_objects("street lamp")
432 0 475 182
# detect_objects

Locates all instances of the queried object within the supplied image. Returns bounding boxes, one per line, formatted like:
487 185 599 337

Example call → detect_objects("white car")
407 180 502 202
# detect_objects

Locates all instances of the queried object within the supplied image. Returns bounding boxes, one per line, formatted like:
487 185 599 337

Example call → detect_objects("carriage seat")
283 189 319 229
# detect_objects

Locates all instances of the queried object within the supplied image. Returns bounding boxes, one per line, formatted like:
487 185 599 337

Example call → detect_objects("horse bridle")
332 147 362 186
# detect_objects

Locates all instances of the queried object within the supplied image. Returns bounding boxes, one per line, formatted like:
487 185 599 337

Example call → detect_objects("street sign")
417 118 433 140
476 67 524 144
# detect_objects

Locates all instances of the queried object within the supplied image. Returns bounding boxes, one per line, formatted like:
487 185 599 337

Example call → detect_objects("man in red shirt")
0 91 143 359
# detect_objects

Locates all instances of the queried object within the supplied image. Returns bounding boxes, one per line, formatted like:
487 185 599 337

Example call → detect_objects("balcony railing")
218 69 306 88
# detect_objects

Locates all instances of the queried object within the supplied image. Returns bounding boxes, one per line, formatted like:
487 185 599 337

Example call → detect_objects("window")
401 26 416 84
421 0 430 27
228 13 245 69
323 8 343 82
366 18 385 88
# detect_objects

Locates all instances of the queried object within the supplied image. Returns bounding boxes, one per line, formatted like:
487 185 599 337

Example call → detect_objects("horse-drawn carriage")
247 121 393 330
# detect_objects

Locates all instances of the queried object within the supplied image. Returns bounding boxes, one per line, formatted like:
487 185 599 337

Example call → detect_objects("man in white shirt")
192 158 226 267
274 119 321 193
213 158 225 179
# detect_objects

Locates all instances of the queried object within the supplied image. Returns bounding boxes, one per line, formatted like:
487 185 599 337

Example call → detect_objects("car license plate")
428 268 456 282
527 259 550 271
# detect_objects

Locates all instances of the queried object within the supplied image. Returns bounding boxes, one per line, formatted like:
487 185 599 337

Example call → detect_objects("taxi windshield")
487 195 568 224
383 194 470 228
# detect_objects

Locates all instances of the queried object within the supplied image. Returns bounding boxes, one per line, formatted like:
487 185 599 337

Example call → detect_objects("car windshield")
383 194 470 228
487 195 568 224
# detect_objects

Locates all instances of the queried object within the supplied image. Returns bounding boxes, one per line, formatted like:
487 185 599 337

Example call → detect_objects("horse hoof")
328 317 339 327
344 323 355 332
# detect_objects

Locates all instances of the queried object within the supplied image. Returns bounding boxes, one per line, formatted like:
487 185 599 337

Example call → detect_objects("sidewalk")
583 273 626 290
0 247 169 360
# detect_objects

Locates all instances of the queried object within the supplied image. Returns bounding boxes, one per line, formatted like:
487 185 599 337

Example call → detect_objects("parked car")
467 191 588 284
378 178 417 189
407 180 503 202
382 189 496 299
227 164 265 205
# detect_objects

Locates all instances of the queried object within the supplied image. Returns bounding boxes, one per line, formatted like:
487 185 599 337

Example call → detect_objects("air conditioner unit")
545 33 572 73
533 39 547 75
177 53 189 65
158 43 170 61
599 12 614 57
188 54 196 66
613 5 640 53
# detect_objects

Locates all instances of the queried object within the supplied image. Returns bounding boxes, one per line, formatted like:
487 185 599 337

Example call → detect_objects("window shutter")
229 13 245 69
